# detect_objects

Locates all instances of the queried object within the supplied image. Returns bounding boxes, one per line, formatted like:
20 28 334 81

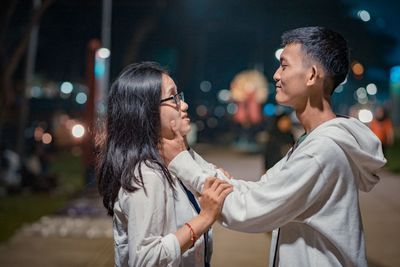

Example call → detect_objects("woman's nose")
180 100 189 111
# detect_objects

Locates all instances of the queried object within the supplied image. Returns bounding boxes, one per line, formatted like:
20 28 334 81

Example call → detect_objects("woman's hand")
198 177 233 224
175 177 233 252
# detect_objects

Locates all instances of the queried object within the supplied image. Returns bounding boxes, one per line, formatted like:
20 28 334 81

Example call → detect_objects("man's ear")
306 65 319 86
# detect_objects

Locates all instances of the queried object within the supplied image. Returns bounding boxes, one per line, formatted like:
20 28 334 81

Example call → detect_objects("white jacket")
169 117 386 267
113 155 213 267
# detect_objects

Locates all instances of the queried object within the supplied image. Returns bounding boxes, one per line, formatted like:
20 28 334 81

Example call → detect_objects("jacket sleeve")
187 149 265 192
122 169 181 267
188 149 218 173
169 141 332 233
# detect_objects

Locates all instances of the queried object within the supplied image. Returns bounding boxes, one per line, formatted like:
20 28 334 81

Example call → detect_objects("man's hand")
218 167 234 179
160 120 188 165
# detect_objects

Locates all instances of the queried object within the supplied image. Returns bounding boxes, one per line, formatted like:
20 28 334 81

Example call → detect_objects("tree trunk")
0 0 54 151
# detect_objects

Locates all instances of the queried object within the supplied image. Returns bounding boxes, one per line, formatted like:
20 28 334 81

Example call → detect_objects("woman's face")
160 74 191 139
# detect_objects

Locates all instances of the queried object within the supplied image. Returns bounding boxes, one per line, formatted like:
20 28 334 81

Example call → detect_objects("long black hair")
97 62 175 216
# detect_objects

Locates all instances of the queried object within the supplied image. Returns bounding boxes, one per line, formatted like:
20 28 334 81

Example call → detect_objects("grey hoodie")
316 117 386 192
169 116 386 267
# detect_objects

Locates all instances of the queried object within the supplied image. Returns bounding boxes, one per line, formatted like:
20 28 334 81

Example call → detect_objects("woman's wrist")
175 214 213 252
198 211 215 227
184 222 198 248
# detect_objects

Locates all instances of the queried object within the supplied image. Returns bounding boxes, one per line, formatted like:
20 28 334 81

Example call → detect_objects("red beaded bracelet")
185 222 198 247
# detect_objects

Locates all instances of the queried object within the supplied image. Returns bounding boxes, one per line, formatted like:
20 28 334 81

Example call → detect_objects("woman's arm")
175 177 232 252
124 169 232 267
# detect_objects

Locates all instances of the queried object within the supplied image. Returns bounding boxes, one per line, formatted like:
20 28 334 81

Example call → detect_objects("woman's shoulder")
120 160 173 191
137 160 168 178
117 161 173 210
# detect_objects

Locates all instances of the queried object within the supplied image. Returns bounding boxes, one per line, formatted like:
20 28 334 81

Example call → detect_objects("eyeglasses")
160 92 185 106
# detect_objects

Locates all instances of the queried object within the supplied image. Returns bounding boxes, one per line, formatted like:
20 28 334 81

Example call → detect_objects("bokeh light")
275 48 283 60
97 48 110 59
226 103 238 114
358 10 371 22
358 109 373 123
42 133 52 144
196 105 208 117
60 82 73 94
31 86 42 98
200 81 212 92
76 92 87 104
34 127 44 141
217 89 231 102
71 124 85 138
207 117 218 128
356 87 367 98
366 83 377 95
263 103 276 116
334 85 344 93
352 62 364 76
196 120 205 131
214 106 226 117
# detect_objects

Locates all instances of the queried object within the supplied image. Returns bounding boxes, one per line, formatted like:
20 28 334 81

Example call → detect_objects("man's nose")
273 68 281 82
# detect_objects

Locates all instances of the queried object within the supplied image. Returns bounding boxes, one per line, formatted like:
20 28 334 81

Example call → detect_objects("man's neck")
296 98 336 134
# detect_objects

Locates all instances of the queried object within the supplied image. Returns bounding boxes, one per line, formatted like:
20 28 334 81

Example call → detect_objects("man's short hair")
281 26 349 93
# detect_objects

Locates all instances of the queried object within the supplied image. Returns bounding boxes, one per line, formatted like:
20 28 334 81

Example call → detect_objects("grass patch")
0 150 84 243
49 150 85 192
385 138 400 173
0 193 69 242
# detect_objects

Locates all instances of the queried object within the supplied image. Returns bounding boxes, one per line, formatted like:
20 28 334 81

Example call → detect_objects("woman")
97 62 232 267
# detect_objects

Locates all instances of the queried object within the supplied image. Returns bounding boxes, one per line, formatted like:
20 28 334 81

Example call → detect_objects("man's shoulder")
299 135 344 161
303 134 340 149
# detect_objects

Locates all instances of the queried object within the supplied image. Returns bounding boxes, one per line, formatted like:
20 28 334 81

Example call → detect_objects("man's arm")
162 120 331 233
170 150 264 193
188 149 234 179
169 150 216 193
169 148 328 233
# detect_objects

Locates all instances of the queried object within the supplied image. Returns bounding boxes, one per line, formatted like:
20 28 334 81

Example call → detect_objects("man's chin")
275 95 290 107
275 97 285 106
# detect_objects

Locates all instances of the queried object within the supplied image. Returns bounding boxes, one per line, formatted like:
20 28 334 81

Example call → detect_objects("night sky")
3 0 400 122
7 0 396 80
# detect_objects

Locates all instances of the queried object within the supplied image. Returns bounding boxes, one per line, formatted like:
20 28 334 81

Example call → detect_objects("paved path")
0 146 399 266
0 188 114 267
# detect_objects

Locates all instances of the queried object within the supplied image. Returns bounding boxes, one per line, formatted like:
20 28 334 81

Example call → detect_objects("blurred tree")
0 0 54 149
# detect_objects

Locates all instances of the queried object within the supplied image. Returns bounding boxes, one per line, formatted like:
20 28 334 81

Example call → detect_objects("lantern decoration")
230 70 268 127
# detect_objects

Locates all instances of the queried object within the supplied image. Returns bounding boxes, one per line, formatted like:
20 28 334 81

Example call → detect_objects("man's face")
273 43 311 110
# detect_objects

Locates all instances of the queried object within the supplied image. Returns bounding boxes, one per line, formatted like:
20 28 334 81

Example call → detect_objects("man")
162 26 386 267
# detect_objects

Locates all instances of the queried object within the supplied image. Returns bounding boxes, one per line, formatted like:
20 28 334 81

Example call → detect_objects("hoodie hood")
309 117 386 192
